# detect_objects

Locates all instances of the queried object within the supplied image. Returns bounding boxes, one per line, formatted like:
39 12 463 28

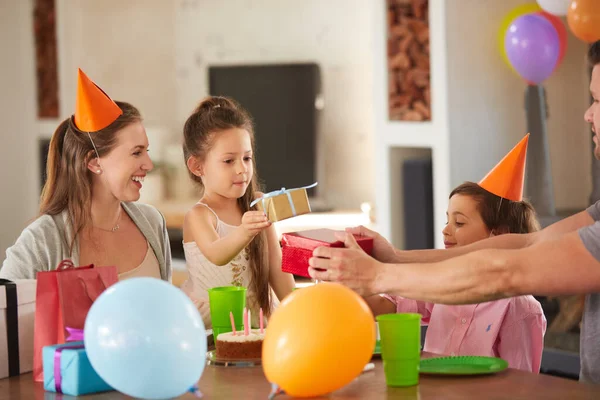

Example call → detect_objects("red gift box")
281 229 374 278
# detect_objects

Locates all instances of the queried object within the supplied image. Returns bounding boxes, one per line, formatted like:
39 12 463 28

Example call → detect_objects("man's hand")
346 225 398 263
308 232 384 297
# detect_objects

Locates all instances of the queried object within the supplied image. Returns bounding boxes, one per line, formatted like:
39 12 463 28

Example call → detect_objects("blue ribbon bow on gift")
250 182 318 218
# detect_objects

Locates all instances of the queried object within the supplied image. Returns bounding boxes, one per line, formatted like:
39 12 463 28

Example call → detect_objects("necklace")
94 207 122 233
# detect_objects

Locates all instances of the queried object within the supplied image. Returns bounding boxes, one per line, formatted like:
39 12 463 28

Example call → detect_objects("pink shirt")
383 295 547 373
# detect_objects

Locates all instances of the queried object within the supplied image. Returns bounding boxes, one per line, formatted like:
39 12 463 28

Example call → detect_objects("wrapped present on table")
0 279 36 379
281 228 374 277
250 183 317 222
43 328 112 396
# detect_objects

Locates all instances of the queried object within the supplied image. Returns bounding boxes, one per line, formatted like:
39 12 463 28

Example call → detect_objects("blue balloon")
84 278 206 399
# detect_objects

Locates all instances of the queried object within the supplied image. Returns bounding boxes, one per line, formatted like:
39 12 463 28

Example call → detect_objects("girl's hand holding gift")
240 211 271 239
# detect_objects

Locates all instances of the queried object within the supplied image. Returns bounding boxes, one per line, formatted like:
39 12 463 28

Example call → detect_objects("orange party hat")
74 68 122 132
479 134 529 201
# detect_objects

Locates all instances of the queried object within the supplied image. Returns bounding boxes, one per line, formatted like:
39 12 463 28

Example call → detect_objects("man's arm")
392 210 594 264
537 209 595 240
379 230 600 304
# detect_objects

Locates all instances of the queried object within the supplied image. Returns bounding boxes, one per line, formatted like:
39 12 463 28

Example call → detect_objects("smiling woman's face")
93 121 153 202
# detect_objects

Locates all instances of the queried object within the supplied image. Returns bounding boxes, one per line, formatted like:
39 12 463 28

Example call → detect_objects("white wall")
57 0 179 136
0 1 38 256
446 0 590 211
175 0 375 210
55 0 376 210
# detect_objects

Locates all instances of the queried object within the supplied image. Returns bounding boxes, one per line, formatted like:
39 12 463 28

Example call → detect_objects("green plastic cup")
208 286 247 339
376 313 422 387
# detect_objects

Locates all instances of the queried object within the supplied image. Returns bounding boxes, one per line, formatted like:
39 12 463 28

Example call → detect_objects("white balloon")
537 0 571 16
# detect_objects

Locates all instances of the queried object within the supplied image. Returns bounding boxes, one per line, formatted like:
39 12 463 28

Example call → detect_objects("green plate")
419 356 508 375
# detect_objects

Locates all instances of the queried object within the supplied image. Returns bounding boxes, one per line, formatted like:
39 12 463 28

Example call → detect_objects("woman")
0 69 171 281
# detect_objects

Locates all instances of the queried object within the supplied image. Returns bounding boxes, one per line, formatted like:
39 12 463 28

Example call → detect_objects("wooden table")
2 353 600 399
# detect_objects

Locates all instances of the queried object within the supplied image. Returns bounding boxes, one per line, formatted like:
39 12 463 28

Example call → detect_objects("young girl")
180 96 295 328
366 137 547 373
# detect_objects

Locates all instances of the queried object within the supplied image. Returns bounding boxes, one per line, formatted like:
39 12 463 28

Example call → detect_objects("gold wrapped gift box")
252 183 317 222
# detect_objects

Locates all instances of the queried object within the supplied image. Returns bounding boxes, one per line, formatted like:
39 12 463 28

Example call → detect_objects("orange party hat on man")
74 68 122 132
479 134 529 201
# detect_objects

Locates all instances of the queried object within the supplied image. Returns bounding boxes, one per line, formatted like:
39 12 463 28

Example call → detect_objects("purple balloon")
504 14 560 84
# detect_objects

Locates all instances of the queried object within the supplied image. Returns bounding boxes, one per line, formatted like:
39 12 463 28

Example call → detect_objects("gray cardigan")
0 202 172 282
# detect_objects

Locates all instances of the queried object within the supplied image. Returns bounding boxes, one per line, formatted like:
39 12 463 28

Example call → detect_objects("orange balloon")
262 283 375 397
567 0 600 43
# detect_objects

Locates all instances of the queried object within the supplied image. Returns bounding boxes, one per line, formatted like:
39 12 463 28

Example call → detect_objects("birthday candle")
248 310 252 333
229 311 237 335
244 308 249 336
243 308 247 335
260 308 264 334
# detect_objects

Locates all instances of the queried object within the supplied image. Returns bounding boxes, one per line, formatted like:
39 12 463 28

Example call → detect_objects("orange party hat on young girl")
74 68 122 132
478 134 529 201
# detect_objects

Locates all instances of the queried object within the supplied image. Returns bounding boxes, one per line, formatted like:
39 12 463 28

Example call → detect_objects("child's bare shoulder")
184 203 217 228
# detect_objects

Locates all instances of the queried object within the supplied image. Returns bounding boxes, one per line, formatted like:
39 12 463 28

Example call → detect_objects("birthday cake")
215 329 265 359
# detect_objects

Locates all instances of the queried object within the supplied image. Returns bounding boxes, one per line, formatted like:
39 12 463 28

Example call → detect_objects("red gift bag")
281 229 374 277
32 260 118 382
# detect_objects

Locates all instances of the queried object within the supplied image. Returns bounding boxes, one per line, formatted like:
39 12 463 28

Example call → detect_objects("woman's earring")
96 170 101 174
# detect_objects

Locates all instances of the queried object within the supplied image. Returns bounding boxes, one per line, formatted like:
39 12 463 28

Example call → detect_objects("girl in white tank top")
180 96 295 329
